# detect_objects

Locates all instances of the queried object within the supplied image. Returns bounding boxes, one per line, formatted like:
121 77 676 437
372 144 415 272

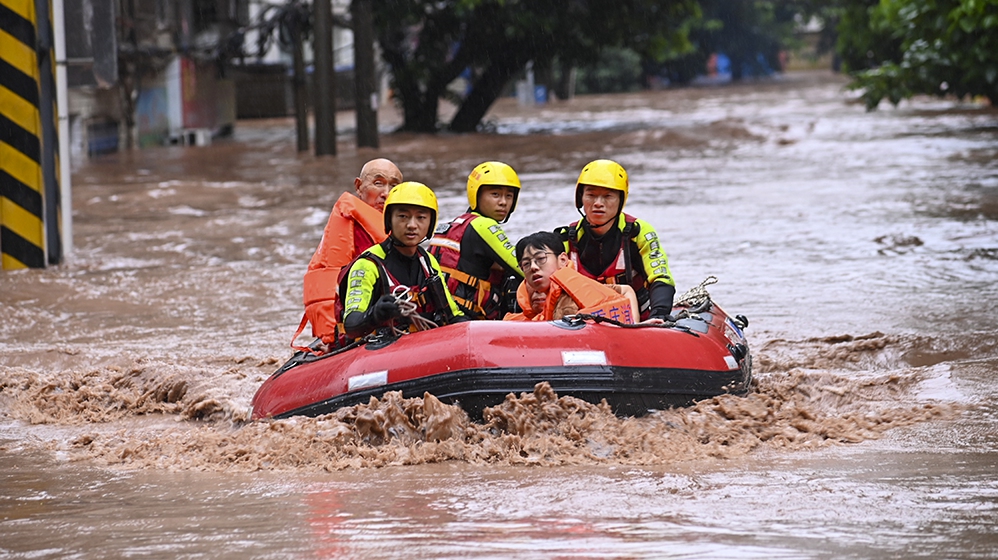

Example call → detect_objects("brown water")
2 71 997 558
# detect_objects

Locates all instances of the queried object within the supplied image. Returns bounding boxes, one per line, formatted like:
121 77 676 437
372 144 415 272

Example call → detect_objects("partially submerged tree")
844 0 998 109
372 0 700 133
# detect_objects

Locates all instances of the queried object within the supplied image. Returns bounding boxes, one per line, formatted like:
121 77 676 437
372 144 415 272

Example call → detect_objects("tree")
576 48 645 94
828 0 903 73
846 0 998 109
221 1 356 151
654 0 798 85
372 0 700 133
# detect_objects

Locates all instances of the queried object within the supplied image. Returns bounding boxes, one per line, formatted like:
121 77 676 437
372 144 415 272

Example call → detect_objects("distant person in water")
295 159 404 352
429 161 524 320
504 231 637 323
555 159 676 321
339 182 467 340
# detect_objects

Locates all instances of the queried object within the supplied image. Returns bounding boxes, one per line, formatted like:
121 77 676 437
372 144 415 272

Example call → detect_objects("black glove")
372 294 402 322
647 282 676 321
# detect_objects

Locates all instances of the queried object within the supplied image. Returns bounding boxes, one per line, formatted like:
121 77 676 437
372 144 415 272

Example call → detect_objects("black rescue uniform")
339 239 466 339
557 213 676 320
429 211 523 319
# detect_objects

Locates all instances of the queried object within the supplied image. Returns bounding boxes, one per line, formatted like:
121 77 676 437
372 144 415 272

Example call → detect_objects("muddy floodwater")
2 71 997 558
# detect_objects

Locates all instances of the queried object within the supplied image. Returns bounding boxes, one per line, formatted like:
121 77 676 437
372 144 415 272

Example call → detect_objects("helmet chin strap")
389 233 427 247
503 192 519 224
578 206 617 230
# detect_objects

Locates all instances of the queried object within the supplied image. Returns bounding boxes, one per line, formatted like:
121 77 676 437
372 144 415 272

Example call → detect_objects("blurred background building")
66 0 360 158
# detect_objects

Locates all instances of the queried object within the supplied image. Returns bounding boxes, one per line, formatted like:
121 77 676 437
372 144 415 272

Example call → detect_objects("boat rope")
564 313 700 336
675 275 718 308
563 276 721 334
569 313 671 328
392 286 439 331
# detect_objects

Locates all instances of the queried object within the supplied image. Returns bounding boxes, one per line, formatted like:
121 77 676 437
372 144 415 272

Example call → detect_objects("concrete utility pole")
34 0 61 264
53 0 72 254
313 0 336 156
0 0 62 269
351 0 378 148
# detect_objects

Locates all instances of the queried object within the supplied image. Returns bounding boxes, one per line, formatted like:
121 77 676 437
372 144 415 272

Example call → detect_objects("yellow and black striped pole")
1 0 61 269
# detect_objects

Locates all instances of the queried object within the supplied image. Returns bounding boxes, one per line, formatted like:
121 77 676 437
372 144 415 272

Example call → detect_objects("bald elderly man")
293 158 404 352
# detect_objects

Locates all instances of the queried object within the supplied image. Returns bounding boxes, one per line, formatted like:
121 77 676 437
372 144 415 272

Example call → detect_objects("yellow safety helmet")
384 181 439 239
467 161 521 221
575 159 629 211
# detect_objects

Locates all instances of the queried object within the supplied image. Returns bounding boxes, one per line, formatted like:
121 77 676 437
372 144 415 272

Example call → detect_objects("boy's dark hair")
515 231 566 262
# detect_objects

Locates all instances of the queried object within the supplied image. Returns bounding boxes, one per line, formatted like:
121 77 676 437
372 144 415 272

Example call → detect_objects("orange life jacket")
504 265 636 323
292 192 387 351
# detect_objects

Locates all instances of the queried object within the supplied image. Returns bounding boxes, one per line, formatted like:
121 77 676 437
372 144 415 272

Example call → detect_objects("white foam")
915 364 966 403
168 206 207 216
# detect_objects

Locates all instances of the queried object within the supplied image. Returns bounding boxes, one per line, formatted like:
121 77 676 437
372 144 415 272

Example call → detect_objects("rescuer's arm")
341 259 399 338
469 218 523 277
647 282 677 320
633 220 677 320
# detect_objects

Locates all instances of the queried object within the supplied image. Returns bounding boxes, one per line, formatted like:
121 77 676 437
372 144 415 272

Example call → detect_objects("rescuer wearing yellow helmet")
555 159 676 321
428 161 524 319
339 182 466 339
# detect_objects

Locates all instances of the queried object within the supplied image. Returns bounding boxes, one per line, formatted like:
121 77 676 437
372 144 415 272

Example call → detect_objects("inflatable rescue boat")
251 294 752 420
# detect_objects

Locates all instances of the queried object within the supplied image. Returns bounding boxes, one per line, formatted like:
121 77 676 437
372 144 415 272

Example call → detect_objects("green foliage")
575 48 644 94
846 0 998 108
371 0 700 132
833 0 900 72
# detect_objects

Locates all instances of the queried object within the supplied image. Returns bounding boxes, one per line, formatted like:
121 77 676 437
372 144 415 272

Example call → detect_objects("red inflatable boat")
251 296 752 420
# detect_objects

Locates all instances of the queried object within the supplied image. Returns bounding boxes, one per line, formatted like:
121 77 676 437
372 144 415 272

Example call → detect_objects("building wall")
64 0 367 153
65 0 240 156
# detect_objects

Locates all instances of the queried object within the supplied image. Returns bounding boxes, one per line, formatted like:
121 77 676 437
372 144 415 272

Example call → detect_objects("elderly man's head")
354 158 403 211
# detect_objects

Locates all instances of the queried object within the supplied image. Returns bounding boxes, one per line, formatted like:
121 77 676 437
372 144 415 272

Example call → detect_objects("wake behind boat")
251 286 752 420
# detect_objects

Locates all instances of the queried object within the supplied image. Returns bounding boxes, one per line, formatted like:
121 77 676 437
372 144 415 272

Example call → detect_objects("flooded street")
2 71 997 558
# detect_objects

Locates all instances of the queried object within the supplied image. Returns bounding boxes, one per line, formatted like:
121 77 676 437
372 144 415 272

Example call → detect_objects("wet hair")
515 231 566 262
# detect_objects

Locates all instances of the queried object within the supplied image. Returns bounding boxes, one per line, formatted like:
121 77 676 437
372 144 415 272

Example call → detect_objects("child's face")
476 186 516 222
